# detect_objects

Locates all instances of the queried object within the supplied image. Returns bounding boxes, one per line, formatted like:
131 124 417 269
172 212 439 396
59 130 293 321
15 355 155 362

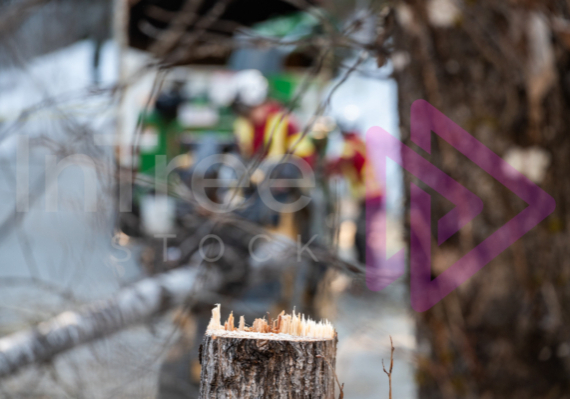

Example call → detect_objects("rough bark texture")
392 1 570 398
199 334 337 398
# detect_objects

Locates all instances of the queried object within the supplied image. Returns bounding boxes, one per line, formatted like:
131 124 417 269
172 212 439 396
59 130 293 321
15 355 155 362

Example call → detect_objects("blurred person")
328 127 383 264
230 69 328 325
231 69 316 167
230 69 319 242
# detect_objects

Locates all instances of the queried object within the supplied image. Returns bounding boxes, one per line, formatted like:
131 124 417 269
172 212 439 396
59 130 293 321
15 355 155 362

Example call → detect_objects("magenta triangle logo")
366 99 556 312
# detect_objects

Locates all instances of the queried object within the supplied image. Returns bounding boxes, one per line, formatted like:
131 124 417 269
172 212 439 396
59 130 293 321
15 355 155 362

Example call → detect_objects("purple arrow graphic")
365 99 556 312
365 128 483 291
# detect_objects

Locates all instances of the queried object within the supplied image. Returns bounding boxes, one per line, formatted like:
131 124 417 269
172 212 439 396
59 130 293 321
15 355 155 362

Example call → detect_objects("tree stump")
199 305 338 399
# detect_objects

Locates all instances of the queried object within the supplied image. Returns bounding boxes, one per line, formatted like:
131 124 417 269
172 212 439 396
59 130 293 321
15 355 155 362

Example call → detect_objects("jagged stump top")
205 304 336 341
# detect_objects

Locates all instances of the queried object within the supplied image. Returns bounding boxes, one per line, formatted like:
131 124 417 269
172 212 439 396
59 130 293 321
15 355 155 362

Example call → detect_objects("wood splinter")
199 304 338 399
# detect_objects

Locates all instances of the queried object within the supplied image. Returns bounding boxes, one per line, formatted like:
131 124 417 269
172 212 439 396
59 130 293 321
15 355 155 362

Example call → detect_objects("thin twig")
382 335 395 399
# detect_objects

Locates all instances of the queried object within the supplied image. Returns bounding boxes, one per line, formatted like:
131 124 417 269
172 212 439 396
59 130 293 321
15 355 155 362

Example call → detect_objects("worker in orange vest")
230 69 317 241
230 70 321 319
231 69 316 167
328 128 383 264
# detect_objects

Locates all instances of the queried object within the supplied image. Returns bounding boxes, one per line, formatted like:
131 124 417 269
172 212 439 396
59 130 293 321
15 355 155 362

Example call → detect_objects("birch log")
199 305 338 399
0 266 199 378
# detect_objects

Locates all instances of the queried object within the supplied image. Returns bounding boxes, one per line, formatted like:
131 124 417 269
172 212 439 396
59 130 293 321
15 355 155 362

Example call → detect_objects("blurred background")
0 0 567 398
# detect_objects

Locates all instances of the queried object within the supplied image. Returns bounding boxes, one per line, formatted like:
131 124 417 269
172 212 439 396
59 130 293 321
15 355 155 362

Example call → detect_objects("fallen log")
199 305 338 399
0 266 200 378
0 211 358 380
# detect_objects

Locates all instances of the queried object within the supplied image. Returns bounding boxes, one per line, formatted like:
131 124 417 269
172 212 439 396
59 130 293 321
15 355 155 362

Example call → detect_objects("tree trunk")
199 307 337 398
199 335 337 399
392 1 570 398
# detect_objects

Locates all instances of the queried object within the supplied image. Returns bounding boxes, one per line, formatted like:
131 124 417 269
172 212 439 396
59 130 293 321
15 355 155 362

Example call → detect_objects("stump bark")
199 306 337 399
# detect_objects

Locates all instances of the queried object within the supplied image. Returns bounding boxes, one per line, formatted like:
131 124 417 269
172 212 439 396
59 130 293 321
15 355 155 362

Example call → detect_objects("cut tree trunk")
199 306 337 398
199 334 337 399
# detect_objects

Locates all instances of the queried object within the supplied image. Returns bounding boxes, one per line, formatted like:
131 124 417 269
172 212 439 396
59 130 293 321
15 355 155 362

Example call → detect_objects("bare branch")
0 266 201 378
148 0 206 57
382 335 395 399
0 0 51 38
